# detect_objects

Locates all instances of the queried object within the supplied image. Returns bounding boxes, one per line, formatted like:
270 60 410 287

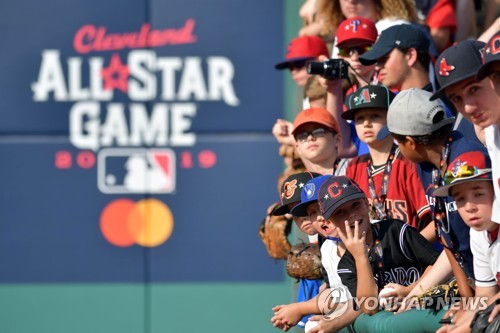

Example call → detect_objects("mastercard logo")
100 198 174 247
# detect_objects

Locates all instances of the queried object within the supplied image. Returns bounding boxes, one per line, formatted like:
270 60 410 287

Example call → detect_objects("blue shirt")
417 131 487 278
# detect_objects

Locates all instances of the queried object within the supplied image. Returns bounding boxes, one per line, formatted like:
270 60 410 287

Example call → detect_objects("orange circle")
100 199 136 247
127 198 174 247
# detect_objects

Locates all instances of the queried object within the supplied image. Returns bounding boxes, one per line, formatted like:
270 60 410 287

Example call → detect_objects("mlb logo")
97 148 176 194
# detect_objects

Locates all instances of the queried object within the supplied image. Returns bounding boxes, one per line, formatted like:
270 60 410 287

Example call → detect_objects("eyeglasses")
443 165 490 185
288 60 308 70
295 128 333 143
338 45 372 57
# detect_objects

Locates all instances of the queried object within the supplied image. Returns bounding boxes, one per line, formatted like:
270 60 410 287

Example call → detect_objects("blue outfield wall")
0 0 304 332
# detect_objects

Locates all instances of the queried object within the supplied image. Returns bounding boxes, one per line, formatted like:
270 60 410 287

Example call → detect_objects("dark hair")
391 111 453 146
397 47 431 71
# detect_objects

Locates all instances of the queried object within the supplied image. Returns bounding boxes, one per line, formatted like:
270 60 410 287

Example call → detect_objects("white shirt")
320 239 352 302
470 228 500 287
485 125 500 224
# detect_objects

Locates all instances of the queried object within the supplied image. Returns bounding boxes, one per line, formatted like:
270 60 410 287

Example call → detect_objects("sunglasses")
443 165 490 185
288 60 308 70
295 127 334 143
338 45 372 57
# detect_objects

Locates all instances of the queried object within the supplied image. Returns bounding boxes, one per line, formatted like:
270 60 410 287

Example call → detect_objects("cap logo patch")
395 40 401 45
305 183 316 199
450 159 467 177
354 88 373 105
490 35 500 55
439 58 455 76
349 19 361 33
283 179 298 199
327 182 343 199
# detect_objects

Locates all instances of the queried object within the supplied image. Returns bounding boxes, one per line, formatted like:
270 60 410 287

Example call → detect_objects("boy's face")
374 48 408 89
306 202 333 238
353 108 388 145
288 202 316 235
295 123 339 164
445 76 500 129
327 198 371 237
450 181 496 232
338 42 375 79
394 137 425 164
288 60 311 87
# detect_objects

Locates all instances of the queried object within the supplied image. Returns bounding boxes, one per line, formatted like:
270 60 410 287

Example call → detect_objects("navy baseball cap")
430 40 486 101
342 85 395 120
290 175 330 217
359 24 429 65
273 171 322 216
476 31 500 81
318 176 366 220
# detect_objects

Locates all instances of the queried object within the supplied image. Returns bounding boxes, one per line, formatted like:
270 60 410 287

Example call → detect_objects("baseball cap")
387 88 455 136
290 175 331 217
432 151 492 197
336 17 377 47
476 31 500 81
431 40 486 100
291 108 340 135
275 36 329 70
359 24 429 65
342 85 395 120
318 176 366 220
273 171 322 216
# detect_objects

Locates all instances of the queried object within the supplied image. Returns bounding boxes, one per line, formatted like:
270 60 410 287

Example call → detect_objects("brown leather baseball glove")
258 204 292 260
286 242 322 280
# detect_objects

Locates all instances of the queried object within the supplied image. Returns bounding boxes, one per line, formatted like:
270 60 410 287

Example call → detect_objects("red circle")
100 199 136 247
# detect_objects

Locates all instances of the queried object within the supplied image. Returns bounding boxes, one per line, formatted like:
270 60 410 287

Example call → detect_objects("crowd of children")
265 2 500 332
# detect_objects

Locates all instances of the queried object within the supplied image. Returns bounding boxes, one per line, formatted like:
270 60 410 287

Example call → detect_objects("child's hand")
272 119 295 146
271 304 302 331
383 283 411 298
337 221 367 259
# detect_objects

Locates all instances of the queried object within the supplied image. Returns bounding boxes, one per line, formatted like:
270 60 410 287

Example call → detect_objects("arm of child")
317 55 357 158
271 295 321 331
307 299 362 333
337 220 379 315
395 250 453 314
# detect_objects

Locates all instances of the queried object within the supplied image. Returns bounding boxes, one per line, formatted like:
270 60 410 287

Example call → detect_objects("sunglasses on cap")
338 45 372 58
295 127 334 143
443 165 491 185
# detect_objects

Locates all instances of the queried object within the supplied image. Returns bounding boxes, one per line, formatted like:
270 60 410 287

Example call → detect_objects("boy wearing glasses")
291 107 350 176
343 85 433 239
432 151 499 332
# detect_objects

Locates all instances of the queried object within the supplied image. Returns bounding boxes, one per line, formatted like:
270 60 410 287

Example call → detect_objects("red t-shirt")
346 148 431 229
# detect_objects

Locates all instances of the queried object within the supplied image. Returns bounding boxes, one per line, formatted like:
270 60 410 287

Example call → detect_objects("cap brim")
322 192 366 220
341 109 357 121
272 204 290 216
359 45 393 65
432 171 492 197
275 56 314 70
290 199 316 217
430 72 477 101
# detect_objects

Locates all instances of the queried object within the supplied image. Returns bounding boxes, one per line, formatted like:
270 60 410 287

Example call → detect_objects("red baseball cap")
275 36 329 70
432 151 492 197
291 108 340 135
336 17 377 47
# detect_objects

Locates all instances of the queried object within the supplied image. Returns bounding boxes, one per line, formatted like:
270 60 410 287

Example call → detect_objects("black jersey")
324 219 439 297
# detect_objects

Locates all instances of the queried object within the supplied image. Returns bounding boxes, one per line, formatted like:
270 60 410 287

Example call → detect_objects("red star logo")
101 53 129 93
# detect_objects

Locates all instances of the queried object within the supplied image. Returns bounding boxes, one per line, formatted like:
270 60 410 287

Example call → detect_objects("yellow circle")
128 198 174 247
